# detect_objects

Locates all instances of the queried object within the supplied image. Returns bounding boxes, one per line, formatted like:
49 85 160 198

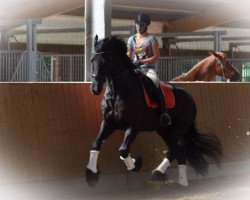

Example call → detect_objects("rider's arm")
127 36 134 59
127 48 133 59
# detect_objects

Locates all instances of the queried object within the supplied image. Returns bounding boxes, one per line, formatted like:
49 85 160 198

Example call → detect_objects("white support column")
214 32 222 81
27 19 38 82
84 0 112 82
214 32 221 52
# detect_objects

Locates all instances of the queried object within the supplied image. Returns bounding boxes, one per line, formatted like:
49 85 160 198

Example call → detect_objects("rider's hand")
133 60 142 67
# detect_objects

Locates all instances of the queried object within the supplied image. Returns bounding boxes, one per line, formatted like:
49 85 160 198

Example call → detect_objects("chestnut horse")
171 52 241 82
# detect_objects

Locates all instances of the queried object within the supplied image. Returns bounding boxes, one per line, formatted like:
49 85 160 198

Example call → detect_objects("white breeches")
141 68 160 88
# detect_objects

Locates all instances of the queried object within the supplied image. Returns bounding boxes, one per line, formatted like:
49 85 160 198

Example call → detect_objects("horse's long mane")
109 36 128 57
98 36 128 58
101 36 136 70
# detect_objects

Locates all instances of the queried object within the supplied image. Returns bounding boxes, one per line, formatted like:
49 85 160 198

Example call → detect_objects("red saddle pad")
141 81 175 109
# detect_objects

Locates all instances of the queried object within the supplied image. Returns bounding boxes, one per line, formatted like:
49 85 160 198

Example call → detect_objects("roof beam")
165 3 250 32
0 0 84 20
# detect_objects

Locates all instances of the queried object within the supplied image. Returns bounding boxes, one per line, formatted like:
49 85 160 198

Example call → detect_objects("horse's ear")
208 51 215 56
208 51 222 59
94 35 98 47
211 51 223 59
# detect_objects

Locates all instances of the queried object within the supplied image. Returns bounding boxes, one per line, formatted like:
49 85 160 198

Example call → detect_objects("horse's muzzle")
230 71 241 82
91 79 104 95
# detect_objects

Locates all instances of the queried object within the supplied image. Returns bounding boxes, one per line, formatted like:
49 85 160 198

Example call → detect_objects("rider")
127 13 171 126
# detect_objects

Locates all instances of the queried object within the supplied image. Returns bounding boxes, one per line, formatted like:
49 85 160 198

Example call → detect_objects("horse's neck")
107 65 138 94
111 57 131 76
173 65 201 81
186 58 216 81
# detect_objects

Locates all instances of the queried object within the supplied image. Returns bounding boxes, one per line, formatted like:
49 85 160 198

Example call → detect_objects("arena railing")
1 51 250 82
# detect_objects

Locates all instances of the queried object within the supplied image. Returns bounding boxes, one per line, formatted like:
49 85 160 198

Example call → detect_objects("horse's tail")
185 122 222 175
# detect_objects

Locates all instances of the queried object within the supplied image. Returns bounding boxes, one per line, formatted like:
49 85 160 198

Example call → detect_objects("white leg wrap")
178 164 188 186
120 154 135 170
86 150 100 173
154 158 171 173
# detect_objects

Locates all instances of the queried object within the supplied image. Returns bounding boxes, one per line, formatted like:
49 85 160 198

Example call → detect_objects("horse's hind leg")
168 142 188 186
86 121 115 186
151 130 173 181
151 148 172 180
152 129 188 186
152 142 188 186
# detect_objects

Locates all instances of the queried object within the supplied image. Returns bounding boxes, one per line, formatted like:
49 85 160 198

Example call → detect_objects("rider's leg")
146 69 171 126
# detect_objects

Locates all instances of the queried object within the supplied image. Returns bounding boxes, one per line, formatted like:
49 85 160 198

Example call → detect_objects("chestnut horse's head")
209 51 241 81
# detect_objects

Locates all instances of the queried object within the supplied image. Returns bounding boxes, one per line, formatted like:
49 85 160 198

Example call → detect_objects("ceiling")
1 0 250 32
63 0 250 32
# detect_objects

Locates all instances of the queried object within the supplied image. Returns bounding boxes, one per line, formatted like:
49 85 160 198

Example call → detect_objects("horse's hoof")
177 178 188 187
86 168 99 187
132 157 143 172
151 170 168 182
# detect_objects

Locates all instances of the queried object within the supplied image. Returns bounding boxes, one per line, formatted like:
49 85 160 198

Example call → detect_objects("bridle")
90 50 107 80
92 50 106 55
214 56 234 81
90 50 130 80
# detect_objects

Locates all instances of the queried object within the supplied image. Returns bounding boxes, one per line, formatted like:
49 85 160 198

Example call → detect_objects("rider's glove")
133 59 142 67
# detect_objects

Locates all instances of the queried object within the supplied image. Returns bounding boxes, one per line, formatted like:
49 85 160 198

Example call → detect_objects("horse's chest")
102 98 126 121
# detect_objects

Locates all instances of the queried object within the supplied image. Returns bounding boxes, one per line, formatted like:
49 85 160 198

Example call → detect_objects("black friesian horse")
86 35 222 187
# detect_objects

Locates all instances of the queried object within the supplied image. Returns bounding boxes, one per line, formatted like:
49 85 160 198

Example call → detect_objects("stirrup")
160 113 171 126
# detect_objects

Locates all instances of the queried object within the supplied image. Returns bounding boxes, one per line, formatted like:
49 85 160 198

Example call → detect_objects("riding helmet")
135 13 151 25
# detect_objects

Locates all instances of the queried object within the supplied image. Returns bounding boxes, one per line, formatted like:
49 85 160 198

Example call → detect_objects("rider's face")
135 23 148 34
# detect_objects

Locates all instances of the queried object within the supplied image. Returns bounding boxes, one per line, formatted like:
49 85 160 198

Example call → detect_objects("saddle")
139 75 175 109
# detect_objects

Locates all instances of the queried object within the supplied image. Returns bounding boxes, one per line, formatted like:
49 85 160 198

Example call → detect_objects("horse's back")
163 82 197 120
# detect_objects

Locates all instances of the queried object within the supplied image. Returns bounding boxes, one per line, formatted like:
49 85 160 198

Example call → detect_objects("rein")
215 57 226 80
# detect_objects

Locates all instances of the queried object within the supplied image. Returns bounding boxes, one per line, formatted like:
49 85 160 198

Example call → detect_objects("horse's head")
90 35 130 95
90 35 111 95
209 52 241 81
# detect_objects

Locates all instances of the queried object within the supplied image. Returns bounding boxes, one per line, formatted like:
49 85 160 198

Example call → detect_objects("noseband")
92 50 106 55
215 56 234 80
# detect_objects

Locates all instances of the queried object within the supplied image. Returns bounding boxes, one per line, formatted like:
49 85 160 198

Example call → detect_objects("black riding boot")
157 87 171 126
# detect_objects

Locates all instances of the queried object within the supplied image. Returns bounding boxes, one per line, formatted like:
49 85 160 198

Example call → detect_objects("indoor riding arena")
1 1 250 200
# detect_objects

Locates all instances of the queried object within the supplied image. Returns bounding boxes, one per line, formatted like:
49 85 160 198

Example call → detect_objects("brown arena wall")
0 83 249 183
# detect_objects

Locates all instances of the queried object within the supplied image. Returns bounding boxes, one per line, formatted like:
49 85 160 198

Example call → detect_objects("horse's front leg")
86 121 115 187
119 127 142 172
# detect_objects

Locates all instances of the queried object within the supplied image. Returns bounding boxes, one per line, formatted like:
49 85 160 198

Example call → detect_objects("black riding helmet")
135 13 151 34
135 13 151 26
